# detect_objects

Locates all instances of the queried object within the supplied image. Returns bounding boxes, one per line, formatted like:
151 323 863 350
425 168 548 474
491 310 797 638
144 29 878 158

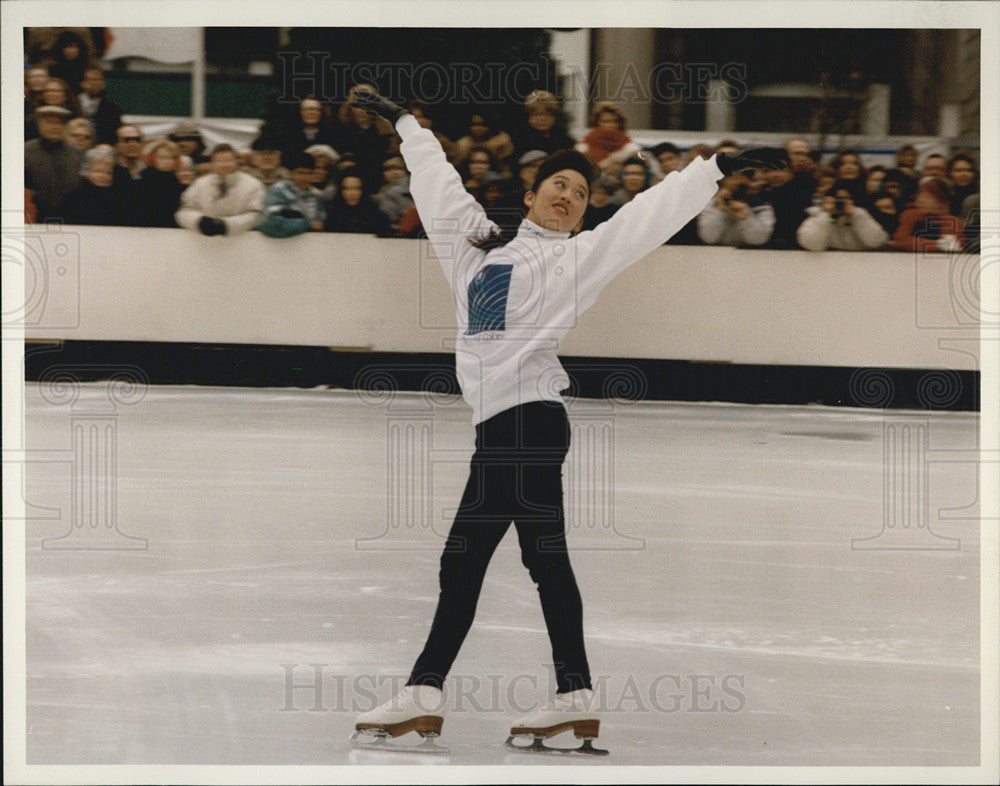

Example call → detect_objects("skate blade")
349 729 450 755
505 734 609 756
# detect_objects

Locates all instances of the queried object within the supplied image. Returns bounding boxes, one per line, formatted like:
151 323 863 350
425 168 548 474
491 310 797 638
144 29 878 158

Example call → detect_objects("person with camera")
796 180 890 252
697 172 775 247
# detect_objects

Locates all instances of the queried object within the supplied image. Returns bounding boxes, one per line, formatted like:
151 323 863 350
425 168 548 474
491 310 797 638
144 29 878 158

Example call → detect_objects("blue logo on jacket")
466 264 513 335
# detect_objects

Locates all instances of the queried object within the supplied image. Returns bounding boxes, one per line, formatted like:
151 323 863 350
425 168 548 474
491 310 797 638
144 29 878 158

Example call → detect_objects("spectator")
24 66 50 138
893 177 964 253
461 146 500 204
24 105 82 222
651 142 682 177
77 66 123 145
63 148 124 226
168 120 208 168
137 140 185 227
575 101 642 176
259 151 327 238
64 117 96 152
960 193 980 253
175 143 265 236
812 165 838 205
453 109 514 171
324 167 391 236
796 180 890 251
581 174 619 231
760 137 817 249
684 143 714 167
176 156 198 187
277 96 339 159
894 144 919 181
828 149 867 198
869 187 901 237
305 144 340 204
491 149 547 234
919 153 947 180
40 77 83 118
25 74 83 144
111 124 146 224
480 172 515 227
879 168 908 205
244 136 287 188
609 156 651 206
785 138 817 178
333 85 400 190
714 138 740 156
46 29 92 94
373 155 415 233
697 173 775 247
511 89 575 158
945 150 978 217
408 100 458 165
113 124 146 180
865 165 887 196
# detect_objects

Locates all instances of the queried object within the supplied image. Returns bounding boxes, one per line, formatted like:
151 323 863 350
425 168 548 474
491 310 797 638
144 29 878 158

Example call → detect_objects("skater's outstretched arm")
353 90 497 283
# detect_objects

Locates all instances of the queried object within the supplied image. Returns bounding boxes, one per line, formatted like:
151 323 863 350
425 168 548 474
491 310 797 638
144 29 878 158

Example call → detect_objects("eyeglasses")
119 136 142 142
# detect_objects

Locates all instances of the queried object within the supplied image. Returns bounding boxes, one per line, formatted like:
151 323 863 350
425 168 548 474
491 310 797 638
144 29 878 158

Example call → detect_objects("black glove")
351 89 408 125
198 216 227 236
716 147 789 176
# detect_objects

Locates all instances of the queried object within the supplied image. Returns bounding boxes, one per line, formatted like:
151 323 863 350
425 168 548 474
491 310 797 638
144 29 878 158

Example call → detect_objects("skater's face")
524 168 589 233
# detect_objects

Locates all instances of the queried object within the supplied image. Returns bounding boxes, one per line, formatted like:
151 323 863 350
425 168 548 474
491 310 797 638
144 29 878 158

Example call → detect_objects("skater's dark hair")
469 149 596 251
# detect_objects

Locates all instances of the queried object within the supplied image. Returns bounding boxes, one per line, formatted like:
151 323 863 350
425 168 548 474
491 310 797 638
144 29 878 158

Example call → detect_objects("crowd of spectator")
24 37 981 252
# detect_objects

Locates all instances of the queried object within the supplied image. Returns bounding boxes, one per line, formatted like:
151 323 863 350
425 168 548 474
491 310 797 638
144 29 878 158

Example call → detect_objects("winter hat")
169 120 201 140
518 149 548 167
34 104 72 119
305 144 340 164
530 149 597 194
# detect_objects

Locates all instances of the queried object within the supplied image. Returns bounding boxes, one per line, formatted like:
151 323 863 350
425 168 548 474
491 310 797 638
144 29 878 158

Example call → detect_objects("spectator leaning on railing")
259 151 327 238
697 172 775 248
176 143 265 236
796 179 890 251
893 177 964 253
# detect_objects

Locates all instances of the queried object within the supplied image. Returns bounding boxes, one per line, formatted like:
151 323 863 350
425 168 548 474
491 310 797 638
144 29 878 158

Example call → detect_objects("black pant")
407 401 592 694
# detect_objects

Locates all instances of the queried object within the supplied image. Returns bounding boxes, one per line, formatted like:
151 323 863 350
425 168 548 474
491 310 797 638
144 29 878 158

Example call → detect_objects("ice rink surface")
21 383 981 769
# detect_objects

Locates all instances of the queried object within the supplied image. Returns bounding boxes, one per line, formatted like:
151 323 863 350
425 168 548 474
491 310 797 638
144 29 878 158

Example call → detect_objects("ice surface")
22 383 980 767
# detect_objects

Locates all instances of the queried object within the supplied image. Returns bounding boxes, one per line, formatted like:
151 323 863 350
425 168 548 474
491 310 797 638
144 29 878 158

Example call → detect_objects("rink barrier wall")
19 226 981 410
23 342 979 410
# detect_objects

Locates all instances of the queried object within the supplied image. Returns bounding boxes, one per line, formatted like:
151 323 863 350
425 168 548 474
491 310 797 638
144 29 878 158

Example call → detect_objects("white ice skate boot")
505 688 608 756
350 684 448 753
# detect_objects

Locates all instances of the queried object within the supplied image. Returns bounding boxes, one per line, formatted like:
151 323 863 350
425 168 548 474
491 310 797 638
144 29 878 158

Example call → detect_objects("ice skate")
505 688 608 756
349 685 449 754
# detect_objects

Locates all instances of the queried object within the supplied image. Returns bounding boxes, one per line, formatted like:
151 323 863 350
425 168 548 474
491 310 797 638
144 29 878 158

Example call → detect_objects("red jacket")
893 209 964 252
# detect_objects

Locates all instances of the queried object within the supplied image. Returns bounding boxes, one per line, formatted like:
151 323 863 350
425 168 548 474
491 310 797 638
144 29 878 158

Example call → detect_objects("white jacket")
796 205 890 251
175 172 265 235
397 113 722 424
696 201 775 247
